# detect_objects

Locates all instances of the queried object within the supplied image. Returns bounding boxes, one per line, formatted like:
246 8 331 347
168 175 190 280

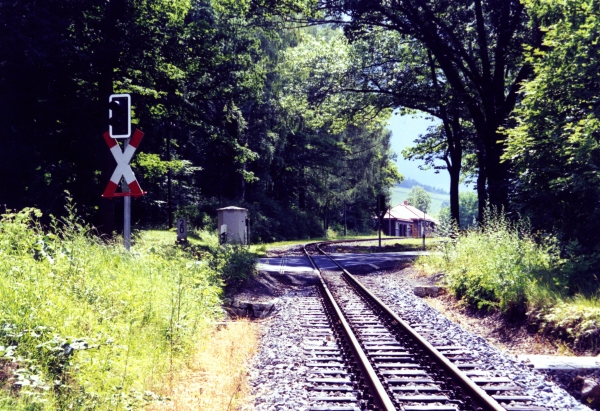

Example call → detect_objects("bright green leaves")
506 0 600 250
280 28 392 133
426 209 562 314
406 186 431 212
134 153 191 179
280 29 350 130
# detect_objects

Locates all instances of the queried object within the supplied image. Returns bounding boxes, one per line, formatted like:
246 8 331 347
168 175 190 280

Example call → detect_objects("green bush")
0 200 237 410
422 208 600 350
425 209 560 315
182 230 257 288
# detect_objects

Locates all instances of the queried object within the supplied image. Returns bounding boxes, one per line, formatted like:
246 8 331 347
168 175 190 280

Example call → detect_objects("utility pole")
378 195 381 249
377 194 386 250
388 206 391 236
422 208 427 251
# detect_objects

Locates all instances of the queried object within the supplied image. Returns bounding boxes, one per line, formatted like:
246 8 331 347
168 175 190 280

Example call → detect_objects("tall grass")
420 209 600 351
423 209 561 314
0 198 253 410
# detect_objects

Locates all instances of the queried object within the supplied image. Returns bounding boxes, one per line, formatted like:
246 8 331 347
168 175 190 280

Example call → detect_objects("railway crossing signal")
108 94 131 138
103 93 143 251
102 129 145 198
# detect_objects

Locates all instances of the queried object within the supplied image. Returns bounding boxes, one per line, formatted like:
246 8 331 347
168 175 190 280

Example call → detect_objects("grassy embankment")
0 200 258 410
417 210 600 353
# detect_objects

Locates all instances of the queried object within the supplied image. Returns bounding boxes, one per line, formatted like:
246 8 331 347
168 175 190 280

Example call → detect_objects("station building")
381 200 438 237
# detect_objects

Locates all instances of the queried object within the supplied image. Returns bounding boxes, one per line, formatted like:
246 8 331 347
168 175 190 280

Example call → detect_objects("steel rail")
303 244 397 411
314 242 507 411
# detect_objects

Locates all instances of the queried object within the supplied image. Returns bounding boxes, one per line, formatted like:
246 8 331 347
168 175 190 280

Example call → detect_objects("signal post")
102 93 145 250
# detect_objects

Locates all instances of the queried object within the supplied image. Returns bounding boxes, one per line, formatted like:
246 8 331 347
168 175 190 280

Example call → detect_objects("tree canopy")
505 0 600 253
407 186 431 213
3 0 600 257
0 0 401 240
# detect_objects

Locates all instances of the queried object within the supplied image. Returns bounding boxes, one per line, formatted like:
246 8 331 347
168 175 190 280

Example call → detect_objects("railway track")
302 240 547 411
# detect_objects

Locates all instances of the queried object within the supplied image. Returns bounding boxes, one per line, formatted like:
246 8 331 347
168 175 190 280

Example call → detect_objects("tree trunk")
166 126 173 229
343 201 347 236
445 118 462 229
449 163 460 228
484 132 509 212
241 163 246 201
476 143 487 222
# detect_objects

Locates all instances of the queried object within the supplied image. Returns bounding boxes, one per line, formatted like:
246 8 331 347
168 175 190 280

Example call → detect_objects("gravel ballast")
248 287 318 411
246 262 590 410
357 271 590 411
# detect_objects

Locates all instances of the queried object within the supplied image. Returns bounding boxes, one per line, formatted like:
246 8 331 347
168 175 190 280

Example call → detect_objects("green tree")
0 0 403 242
0 0 271 230
407 186 431 213
440 191 479 229
266 0 536 224
505 0 600 253
0 0 253 221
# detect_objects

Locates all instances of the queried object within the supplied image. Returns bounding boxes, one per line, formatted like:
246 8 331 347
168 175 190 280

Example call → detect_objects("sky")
386 111 472 192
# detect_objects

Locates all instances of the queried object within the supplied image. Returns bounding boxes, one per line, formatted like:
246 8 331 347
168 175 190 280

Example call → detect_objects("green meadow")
390 186 449 216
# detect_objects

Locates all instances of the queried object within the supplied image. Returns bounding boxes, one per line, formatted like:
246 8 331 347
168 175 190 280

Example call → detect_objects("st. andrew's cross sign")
101 129 145 198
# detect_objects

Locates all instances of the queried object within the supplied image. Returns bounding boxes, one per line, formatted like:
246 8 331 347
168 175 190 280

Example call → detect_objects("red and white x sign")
102 129 145 198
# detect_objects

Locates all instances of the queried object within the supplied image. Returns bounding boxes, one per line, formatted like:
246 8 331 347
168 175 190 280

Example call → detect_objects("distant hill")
391 179 450 216
398 178 448 195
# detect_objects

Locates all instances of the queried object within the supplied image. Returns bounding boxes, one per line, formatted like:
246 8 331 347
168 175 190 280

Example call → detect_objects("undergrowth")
419 209 600 352
0 196 256 409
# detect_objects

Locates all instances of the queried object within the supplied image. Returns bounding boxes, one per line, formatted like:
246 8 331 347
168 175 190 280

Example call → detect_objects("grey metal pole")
422 208 426 251
123 137 131 251
377 196 382 250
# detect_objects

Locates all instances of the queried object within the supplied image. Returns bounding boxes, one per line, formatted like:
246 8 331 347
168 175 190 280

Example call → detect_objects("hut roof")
217 206 248 211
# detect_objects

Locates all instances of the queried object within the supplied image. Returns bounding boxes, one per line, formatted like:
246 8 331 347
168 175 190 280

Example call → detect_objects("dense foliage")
0 0 400 241
423 210 600 352
505 0 600 256
267 0 532 224
430 210 559 315
406 186 431 213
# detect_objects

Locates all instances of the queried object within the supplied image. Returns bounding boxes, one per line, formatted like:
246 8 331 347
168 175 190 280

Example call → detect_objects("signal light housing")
108 94 131 138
